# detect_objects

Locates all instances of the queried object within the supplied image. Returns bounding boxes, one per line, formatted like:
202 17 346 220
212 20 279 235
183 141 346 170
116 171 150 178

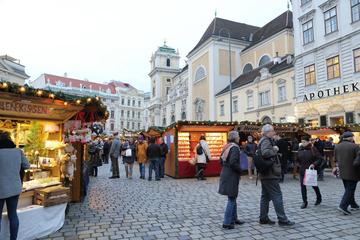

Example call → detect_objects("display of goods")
35 186 70 207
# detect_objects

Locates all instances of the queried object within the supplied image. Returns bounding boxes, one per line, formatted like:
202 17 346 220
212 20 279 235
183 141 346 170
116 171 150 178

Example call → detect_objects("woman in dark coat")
218 131 244 229
122 139 136 179
297 136 322 209
87 140 102 177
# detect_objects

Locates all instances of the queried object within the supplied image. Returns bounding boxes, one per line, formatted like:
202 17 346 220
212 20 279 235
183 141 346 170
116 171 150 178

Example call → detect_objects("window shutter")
320 115 327 127
345 112 354 124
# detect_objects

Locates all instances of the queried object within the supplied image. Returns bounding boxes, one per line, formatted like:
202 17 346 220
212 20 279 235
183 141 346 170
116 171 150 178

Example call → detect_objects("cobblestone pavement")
43 163 360 240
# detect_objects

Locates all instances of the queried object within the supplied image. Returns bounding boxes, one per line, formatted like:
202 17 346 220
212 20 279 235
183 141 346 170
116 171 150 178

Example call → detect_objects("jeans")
260 180 288 222
125 163 133 178
149 158 160 180
159 156 166 178
300 174 321 203
110 156 120 177
139 163 146 179
340 180 358 209
0 195 20 240
196 163 206 179
223 196 238 225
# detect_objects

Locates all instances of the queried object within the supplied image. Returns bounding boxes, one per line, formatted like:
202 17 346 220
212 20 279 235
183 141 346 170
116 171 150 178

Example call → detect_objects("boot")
301 202 308 209
315 197 322 206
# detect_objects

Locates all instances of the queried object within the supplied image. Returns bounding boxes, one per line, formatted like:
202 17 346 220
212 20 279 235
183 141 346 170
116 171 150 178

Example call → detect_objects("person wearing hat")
297 135 322 209
334 131 360 215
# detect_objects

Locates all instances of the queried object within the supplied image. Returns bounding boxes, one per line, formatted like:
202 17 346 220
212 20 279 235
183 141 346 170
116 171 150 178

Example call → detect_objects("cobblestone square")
44 164 360 240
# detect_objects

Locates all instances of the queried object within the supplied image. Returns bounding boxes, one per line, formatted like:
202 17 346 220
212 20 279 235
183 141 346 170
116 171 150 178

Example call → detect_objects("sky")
1 0 290 92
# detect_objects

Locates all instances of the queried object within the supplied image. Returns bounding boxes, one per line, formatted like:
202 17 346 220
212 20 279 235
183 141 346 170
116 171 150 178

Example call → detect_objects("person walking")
276 135 290 183
147 137 161 181
159 138 169 178
245 135 257 180
0 131 30 240
87 139 102 177
297 136 322 209
122 139 136 179
334 131 360 215
136 135 148 179
258 124 295 226
218 131 245 230
313 138 325 181
102 138 111 164
194 135 211 180
109 132 121 179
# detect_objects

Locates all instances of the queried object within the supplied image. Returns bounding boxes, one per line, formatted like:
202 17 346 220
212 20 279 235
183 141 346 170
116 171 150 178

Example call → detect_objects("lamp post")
218 28 233 122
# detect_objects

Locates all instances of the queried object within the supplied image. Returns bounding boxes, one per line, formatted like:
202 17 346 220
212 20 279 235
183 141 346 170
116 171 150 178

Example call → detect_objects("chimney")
64 72 67 77
249 33 254 42
273 52 282 65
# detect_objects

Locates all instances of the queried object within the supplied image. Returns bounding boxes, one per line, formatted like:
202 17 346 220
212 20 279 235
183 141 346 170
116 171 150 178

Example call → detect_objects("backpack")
196 144 204 155
253 140 274 174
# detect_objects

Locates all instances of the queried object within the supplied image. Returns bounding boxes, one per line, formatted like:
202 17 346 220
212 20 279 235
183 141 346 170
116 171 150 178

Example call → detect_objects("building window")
305 64 316 85
354 48 360 72
110 123 114 131
259 55 271 67
302 20 314 45
162 118 166 126
132 100 135 106
166 58 171 67
262 116 272 124
128 99 130 106
278 85 286 102
352 0 360 23
181 112 186 120
195 66 206 82
324 7 338 35
138 123 141 129
121 121 124 129
171 115 175 123
127 122 130 129
166 87 170 95
259 91 271 107
247 94 254 109
326 56 340 79
121 98 124 105
220 102 225 116
111 99 115 103
127 111 130 118
138 112 141 118
138 100 141 107
301 0 311 6
167 78 171 83
243 63 253 74
121 110 124 117
110 110 115 119
233 98 238 113
152 87 155 97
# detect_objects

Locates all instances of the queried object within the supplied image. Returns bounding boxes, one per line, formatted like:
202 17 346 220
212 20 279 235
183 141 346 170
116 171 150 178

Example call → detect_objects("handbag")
303 167 318 186
125 148 132 157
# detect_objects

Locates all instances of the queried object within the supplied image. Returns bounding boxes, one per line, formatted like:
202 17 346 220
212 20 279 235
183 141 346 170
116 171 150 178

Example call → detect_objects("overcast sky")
1 0 289 92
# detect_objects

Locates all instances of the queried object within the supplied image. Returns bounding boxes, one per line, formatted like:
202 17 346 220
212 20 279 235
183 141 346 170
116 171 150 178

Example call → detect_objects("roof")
158 43 176 54
242 11 293 52
173 65 188 78
187 17 260 56
216 55 294 96
0 55 30 78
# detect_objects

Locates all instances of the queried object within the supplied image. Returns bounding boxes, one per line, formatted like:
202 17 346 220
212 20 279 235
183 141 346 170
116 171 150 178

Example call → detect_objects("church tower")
148 42 181 126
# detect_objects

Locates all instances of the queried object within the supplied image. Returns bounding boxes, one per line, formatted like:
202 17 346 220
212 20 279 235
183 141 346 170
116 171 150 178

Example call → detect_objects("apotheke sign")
303 82 359 101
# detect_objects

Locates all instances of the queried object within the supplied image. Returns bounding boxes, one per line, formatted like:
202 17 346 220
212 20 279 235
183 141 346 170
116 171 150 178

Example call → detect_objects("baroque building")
0 55 29 85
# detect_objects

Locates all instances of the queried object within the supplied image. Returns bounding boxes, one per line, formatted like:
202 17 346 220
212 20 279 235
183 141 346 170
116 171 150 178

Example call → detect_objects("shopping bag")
125 149 132 157
303 167 318 186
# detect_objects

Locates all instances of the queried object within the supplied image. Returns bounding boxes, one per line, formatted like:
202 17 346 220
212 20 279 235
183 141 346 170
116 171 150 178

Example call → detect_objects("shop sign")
0 100 49 114
303 82 359 101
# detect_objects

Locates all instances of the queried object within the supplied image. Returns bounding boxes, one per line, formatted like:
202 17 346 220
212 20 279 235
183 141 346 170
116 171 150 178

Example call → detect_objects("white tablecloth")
1 203 67 240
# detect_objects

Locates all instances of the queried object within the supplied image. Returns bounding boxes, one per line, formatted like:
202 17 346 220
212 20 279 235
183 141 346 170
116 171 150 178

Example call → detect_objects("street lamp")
217 28 233 122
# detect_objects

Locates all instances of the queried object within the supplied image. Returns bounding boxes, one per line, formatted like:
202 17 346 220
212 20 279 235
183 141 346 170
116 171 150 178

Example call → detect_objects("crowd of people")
218 124 360 229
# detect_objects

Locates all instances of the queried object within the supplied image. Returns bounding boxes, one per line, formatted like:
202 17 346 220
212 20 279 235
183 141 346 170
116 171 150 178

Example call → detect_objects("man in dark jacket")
218 131 244 229
313 138 325 181
259 124 294 226
102 138 111 164
147 137 161 181
245 135 256 179
275 135 290 183
159 137 169 178
334 131 360 215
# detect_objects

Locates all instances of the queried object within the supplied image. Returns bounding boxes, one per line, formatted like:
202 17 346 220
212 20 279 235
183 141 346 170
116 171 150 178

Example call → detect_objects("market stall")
163 121 235 178
0 81 107 240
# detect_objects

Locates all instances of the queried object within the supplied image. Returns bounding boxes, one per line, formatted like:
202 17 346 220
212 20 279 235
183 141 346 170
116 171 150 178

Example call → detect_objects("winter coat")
109 137 121 158
136 142 148 164
218 142 241 197
147 143 161 160
297 144 322 176
259 136 282 180
245 142 257 157
160 143 169 157
122 143 136 164
276 138 290 166
194 140 211 164
335 140 360 181
103 141 111 155
313 140 325 156
87 143 102 167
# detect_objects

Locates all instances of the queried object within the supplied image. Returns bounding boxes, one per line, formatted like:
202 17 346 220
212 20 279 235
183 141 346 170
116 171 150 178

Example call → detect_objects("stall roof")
305 128 338 136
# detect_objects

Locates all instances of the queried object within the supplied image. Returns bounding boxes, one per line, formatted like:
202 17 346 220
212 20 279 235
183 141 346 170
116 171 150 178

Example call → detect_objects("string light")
76 99 81 105
49 93 55 99
64 101 68 106
36 90 43 96
19 86 26 93
2 82 8 88
87 98 92 103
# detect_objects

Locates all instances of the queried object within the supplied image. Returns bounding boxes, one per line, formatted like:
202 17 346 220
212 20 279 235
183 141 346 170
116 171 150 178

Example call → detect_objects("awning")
305 128 338 136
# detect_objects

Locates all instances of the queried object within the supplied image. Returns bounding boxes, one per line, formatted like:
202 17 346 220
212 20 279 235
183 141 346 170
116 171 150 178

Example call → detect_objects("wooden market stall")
163 121 235 178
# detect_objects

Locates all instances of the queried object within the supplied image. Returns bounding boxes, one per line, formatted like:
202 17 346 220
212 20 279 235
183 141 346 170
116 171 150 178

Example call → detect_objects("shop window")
308 118 319 127
302 20 314 45
278 85 286 102
330 116 344 127
326 56 340 80
243 63 253 74
352 0 360 23
324 7 338 35
346 112 355 124
259 91 271 107
220 102 225 116
320 115 327 127
305 64 316 85
354 48 360 72
259 55 271 67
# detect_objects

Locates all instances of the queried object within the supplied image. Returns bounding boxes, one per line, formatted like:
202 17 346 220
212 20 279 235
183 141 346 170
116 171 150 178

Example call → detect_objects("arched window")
243 63 253 74
259 55 271 67
195 66 206 82
262 116 272 124
181 112 186 120
166 58 171 67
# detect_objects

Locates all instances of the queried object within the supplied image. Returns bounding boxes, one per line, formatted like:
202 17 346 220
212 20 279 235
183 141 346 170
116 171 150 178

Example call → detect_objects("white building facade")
0 55 29 85
30 74 145 134
292 0 360 127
